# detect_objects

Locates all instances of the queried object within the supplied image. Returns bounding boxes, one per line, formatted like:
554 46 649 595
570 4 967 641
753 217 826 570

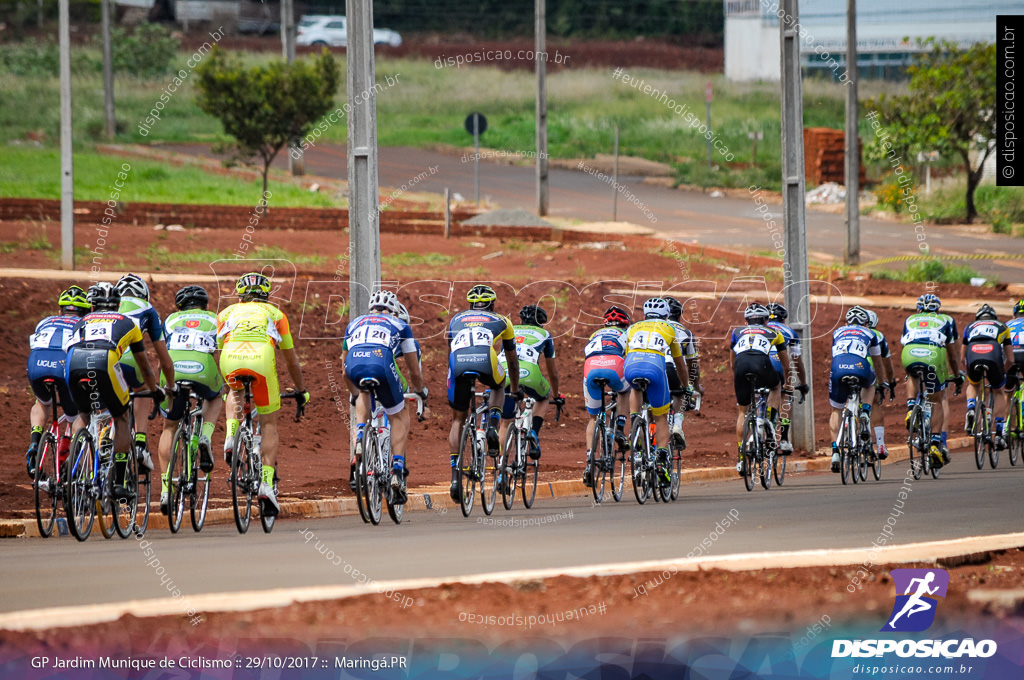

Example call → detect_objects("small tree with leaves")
194 48 341 198
868 39 995 222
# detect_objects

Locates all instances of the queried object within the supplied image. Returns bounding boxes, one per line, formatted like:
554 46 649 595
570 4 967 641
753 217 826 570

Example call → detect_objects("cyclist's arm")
882 354 895 385
688 355 704 393
502 340 520 393
947 339 961 377
795 353 807 385
542 353 560 397
281 346 307 394
130 345 160 393
403 352 426 394
778 347 792 383
153 338 175 388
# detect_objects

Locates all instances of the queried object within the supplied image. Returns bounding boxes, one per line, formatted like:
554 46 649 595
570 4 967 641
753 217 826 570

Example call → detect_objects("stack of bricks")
803 127 866 188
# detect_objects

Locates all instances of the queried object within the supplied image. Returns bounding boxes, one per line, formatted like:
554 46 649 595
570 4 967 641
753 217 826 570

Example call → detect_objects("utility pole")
535 0 549 216
59 0 74 270
101 0 115 140
780 0 814 452
844 0 860 265
282 0 304 175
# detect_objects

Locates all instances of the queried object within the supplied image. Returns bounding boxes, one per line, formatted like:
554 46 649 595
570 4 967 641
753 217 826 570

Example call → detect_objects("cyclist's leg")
447 361 473 496
119 359 150 456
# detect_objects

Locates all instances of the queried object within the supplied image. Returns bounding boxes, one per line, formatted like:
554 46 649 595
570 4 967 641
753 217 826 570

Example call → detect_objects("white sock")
874 426 885 446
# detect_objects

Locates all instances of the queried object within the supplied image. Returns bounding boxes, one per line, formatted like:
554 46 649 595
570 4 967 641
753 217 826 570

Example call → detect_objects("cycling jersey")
217 301 295 415
828 325 881 408
65 311 145 417
27 314 80 417
584 327 628 359
583 327 629 415
730 325 785 406
446 309 517 411
118 296 164 388
768 320 799 379
1007 317 1024 367
162 309 224 415
962 319 1011 388
624 320 681 416
900 312 957 392
730 325 786 356
498 324 555 400
343 313 417 415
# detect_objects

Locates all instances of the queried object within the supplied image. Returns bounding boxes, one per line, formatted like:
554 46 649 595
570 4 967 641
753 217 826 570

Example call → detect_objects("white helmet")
396 302 410 323
642 297 670 319
368 290 400 315
865 309 879 329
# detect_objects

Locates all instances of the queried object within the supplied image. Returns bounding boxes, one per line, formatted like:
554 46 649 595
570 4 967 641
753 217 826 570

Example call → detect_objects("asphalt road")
165 143 1024 284
2 451 1022 614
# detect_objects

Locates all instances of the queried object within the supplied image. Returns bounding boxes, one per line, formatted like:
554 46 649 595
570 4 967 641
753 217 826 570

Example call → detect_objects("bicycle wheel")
260 477 278 533
669 438 683 501
971 406 985 469
458 420 476 517
113 447 140 539
353 437 371 524
167 427 188 534
190 434 210 532
231 434 253 534
988 409 1000 469
839 415 852 485
386 468 405 525
521 447 539 509
500 428 518 510
589 420 606 504
759 427 773 490
34 432 59 538
364 433 384 525
66 430 96 542
773 438 787 487
136 467 151 536
611 431 627 502
870 441 882 481
480 446 497 517
95 453 116 540
1009 397 1021 466
741 417 755 492
630 418 651 504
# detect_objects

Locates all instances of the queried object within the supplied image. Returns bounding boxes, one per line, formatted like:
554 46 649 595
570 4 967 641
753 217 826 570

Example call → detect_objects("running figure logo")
881 568 950 632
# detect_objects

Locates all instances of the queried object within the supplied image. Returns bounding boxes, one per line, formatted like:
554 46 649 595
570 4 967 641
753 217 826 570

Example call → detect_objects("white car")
296 15 403 48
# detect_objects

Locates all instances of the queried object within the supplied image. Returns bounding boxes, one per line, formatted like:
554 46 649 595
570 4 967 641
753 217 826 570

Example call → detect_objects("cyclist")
625 297 689 488
827 306 882 472
155 285 225 515
865 309 896 459
65 283 163 498
727 303 791 476
664 296 702 447
115 273 175 473
445 284 520 501
961 304 1014 450
497 305 563 459
582 305 631 487
217 272 309 513
1004 300 1024 432
341 290 427 502
899 293 962 467
767 302 810 453
25 286 90 479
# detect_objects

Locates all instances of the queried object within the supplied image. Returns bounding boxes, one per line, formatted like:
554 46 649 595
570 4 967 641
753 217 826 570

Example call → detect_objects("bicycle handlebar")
404 392 426 422
131 389 164 420
280 391 306 422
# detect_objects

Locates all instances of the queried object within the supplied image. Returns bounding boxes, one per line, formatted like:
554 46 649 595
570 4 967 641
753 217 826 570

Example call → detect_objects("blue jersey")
831 325 881 359
583 327 628 358
768 321 800 358
343 313 416 360
119 296 164 343
29 315 79 353
1006 318 1024 351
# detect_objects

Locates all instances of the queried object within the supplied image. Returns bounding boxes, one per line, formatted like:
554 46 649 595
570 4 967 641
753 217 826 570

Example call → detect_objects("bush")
873 178 905 213
877 257 982 284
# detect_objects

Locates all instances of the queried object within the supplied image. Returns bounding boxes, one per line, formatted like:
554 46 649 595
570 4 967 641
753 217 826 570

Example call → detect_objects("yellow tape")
863 253 1024 267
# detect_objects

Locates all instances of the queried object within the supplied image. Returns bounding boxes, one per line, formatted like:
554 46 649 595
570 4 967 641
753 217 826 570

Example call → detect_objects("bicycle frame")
34 380 73 538
740 373 775 492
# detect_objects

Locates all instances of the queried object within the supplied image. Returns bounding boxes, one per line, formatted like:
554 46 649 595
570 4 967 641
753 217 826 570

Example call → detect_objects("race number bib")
629 330 669 354
517 343 540 365
734 333 771 355
348 324 393 348
967 325 998 342
833 338 868 358
451 326 494 351
83 321 115 343
902 328 944 346
168 328 216 353
30 327 73 350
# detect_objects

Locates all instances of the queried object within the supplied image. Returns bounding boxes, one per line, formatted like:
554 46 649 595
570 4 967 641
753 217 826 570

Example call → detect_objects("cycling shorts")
161 352 224 420
965 342 1006 389
447 349 506 412
583 354 628 415
624 352 671 416
66 347 132 418
900 344 950 394
828 355 875 409
28 349 78 418
345 350 408 416
220 340 280 415
733 351 779 407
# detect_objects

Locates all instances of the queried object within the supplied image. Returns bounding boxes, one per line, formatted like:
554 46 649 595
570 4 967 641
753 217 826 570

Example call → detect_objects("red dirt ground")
0 218 1003 519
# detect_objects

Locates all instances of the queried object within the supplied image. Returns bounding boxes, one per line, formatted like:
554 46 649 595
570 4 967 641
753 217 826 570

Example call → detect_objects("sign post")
464 112 488 205
705 81 713 171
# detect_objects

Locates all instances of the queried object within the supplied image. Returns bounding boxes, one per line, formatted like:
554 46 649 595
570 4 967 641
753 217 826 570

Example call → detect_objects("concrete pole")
535 0 549 217
282 0 304 176
101 0 115 140
59 0 74 270
844 0 860 265
780 0 814 452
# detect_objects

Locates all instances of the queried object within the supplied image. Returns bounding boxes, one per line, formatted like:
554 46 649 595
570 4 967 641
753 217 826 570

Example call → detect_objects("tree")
868 39 995 222
194 48 341 198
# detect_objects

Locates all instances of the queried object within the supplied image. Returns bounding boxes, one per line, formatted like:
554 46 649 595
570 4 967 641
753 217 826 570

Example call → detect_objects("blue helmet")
916 294 941 313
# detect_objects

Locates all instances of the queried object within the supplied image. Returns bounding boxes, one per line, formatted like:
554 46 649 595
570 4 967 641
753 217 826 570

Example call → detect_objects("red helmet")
603 305 630 328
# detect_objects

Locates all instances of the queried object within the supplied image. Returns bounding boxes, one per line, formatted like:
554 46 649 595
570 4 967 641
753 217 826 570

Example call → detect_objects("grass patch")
872 258 985 285
382 252 458 269
251 245 327 266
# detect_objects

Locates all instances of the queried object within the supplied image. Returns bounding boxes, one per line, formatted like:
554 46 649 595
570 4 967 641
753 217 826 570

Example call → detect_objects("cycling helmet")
236 272 271 301
1014 299 1024 316
466 284 497 309
519 304 548 326
664 296 683 322
642 297 670 319
396 302 411 323
58 285 90 313
976 303 998 321
845 305 870 326
368 289 401 315
743 302 770 323
865 309 879 329
175 285 209 311
768 302 788 322
916 293 941 313
116 273 150 301
87 282 121 311
603 305 630 328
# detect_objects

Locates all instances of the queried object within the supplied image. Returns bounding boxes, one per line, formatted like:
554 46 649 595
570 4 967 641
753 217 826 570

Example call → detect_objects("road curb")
2 436 974 539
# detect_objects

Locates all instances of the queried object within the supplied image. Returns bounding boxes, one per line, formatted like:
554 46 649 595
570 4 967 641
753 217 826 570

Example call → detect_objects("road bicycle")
32 379 73 538
500 394 559 510
165 380 213 533
229 377 305 534
65 389 160 541
1007 368 1023 466
774 386 805 486
834 376 875 485
627 377 670 504
454 380 498 518
967 364 998 470
739 373 778 492
352 380 424 526
584 379 626 504
666 391 699 501
905 368 957 481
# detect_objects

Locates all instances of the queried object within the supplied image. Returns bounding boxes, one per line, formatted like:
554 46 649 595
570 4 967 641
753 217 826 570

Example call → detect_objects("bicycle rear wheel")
231 435 253 534
260 477 278 533
589 420 606 504
773 440 787 486
988 411 1000 469
629 418 651 504
480 448 497 516
521 444 539 509
66 430 96 542
365 433 384 525
34 432 59 538
611 433 627 502
458 421 476 517
839 416 853 486
168 428 187 534
96 455 116 540
353 438 371 524
741 417 755 492
971 406 985 469
668 437 682 501
113 448 140 539
759 429 773 490
500 428 518 510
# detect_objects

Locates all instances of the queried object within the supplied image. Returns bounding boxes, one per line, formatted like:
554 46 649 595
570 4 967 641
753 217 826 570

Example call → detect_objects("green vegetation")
382 252 458 269
873 258 984 285
0 146 338 207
